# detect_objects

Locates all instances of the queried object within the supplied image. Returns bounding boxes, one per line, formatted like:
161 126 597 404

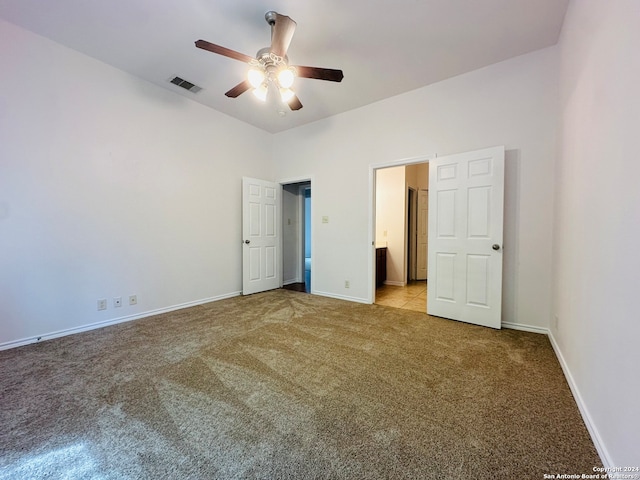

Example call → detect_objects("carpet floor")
0 289 601 479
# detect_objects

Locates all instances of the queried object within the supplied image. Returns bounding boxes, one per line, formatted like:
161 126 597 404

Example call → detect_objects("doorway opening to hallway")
282 181 311 294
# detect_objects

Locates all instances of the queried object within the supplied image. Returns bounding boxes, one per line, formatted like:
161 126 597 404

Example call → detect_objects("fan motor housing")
256 47 288 66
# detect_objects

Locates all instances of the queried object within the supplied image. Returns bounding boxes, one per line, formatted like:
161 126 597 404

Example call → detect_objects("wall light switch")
322 216 329 224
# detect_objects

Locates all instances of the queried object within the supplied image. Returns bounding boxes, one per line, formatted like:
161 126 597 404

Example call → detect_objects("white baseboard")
501 321 549 335
282 278 301 286
312 290 371 304
0 291 241 351
384 280 406 287
547 331 612 468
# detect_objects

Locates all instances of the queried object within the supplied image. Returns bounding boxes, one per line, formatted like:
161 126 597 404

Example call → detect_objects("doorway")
282 181 311 293
373 161 430 312
303 187 311 290
369 146 505 328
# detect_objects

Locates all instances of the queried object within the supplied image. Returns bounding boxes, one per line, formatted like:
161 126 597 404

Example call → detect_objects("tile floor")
375 280 427 313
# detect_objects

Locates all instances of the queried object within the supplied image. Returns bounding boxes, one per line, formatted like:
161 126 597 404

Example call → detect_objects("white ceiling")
0 0 569 133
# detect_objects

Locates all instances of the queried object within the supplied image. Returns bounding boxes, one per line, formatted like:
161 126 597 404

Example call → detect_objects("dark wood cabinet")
376 247 387 288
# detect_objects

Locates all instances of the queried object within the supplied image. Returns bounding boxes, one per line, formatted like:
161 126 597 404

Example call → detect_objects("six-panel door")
427 146 505 328
242 177 280 295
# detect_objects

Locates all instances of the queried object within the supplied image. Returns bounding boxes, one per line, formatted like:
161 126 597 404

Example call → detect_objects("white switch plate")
322 216 329 223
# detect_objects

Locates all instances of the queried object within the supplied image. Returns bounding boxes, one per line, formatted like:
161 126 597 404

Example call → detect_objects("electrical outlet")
97 299 107 311
114 297 122 308
129 295 137 306
345 280 350 288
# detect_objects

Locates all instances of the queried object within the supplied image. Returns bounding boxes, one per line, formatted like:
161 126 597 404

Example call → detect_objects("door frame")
368 155 435 304
279 175 314 293
299 184 311 284
407 186 417 282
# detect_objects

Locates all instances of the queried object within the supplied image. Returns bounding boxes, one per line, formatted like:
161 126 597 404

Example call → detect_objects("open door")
416 189 429 280
427 146 505 328
242 177 281 295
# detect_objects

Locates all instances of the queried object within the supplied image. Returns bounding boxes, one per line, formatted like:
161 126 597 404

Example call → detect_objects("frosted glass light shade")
280 88 295 103
252 84 268 102
248 68 265 88
277 68 295 89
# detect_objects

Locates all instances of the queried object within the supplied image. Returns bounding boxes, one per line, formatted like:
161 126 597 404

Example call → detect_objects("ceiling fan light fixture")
248 68 265 88
252 84 268 102
277 68 295 89
195 11 343 114
280 88 295 103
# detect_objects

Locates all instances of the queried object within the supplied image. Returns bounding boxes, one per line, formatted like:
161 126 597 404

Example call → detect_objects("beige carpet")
0 289 601 479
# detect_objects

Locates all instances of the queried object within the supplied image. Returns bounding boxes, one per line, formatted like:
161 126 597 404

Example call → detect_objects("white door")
427 146 505 329
416 189 429 280
242 177 281 295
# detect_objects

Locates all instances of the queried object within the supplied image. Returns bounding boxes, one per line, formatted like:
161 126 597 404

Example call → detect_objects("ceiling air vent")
170 76 202 93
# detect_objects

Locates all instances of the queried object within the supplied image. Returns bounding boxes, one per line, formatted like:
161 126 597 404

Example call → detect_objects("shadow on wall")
502 149 521 324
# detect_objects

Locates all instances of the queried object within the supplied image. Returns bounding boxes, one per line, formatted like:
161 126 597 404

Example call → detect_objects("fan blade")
288 94 303 111
294 66 344 82
195 40 254 63
270 13 297 58
225 80 251 98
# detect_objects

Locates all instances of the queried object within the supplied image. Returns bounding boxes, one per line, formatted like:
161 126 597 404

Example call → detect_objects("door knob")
492 244 500 251
244 240 250 244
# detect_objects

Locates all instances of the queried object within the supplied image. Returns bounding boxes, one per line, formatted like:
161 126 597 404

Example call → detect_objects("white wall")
273 47 559 329
375 166 405 285
0 20 272 347
552 0 640 466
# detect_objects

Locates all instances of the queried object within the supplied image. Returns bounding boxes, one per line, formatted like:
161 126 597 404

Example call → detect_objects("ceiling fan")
195 11 344 112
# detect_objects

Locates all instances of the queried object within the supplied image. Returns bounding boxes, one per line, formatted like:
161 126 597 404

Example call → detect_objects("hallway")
375 280 427 313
